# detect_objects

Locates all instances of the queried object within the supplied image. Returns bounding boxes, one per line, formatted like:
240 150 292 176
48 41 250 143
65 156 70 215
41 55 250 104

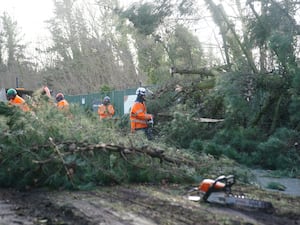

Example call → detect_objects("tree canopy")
0 0 300 189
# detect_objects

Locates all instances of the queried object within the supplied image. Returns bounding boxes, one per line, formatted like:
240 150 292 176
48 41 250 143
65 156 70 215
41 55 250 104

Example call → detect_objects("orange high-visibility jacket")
9 95 30 112
57 99 69 111
130 101 152 131
98 104 115 119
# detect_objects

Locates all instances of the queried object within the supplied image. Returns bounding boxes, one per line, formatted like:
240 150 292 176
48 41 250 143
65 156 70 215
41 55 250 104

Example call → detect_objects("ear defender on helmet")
136 87 146 96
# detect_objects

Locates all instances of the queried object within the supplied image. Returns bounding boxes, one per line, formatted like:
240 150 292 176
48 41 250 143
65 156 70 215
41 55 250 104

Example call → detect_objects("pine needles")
0 101 203 190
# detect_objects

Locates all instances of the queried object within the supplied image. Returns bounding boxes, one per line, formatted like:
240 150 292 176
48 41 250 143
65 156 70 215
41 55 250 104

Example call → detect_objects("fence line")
65 88 137 116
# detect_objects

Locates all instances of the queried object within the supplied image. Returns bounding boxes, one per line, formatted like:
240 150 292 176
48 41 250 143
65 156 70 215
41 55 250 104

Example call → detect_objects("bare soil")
0 184 299 225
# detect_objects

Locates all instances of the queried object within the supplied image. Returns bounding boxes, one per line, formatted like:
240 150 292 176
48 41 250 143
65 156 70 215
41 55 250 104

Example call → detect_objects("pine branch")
49 137 75 187
31 141 200 169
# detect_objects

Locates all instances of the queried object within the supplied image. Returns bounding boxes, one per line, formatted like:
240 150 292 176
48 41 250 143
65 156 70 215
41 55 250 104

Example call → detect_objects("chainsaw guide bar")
187 175 274 212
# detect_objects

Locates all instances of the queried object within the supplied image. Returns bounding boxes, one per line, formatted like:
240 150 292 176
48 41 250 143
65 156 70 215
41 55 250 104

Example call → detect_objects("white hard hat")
136 87 146 96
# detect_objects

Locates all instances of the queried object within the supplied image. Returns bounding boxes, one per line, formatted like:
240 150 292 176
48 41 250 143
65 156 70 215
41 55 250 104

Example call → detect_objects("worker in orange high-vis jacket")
55 92 69 111
98 96 115 120
130 87 153 140
6 88 30 112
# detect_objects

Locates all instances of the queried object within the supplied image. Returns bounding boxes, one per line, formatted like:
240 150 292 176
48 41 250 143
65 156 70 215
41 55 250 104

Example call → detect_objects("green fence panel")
65 88 136 117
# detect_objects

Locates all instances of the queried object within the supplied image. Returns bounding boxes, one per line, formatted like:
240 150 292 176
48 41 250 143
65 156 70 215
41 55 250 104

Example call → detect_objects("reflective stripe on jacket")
9 95 30 112
98 104 115 119
130 101 152 131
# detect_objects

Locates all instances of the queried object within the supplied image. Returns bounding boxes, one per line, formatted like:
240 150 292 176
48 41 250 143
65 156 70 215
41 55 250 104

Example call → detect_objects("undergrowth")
146 80 300 178
0 101 240 190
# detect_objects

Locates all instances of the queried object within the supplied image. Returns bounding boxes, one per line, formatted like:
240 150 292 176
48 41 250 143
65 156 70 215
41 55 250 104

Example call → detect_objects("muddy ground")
0 183 300 225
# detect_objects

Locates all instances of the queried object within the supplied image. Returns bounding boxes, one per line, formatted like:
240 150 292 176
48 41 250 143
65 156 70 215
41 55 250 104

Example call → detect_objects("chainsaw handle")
215 175 226 183
215 175 235 187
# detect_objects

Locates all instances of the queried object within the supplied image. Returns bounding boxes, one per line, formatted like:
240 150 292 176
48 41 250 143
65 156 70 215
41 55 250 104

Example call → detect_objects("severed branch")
31 141 201 169
49 137 75 187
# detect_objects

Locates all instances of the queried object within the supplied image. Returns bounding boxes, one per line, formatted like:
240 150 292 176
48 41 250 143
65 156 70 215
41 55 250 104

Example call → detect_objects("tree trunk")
204 0 258 73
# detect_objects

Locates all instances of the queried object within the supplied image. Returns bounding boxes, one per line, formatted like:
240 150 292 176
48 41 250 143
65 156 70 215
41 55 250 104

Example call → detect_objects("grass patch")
266 182 286 191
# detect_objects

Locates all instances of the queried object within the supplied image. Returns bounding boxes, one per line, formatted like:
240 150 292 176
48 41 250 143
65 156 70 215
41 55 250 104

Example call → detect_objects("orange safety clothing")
9 95 30 112
98 104 115 119
57 99 69 111
130 101 152 132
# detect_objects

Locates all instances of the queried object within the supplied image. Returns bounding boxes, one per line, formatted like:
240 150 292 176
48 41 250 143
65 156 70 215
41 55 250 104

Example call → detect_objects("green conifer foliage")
0 101 200 190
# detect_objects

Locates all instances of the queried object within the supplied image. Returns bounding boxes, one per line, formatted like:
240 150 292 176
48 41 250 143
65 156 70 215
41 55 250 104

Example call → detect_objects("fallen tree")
0 101 211 190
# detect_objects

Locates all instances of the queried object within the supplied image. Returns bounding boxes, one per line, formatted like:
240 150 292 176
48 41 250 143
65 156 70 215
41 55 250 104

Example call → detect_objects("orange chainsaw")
187 175 273 212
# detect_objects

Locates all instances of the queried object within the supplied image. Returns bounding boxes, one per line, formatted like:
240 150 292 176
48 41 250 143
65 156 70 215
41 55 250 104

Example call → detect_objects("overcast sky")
0 0 53 41
0 0 221 60
0 0 136 44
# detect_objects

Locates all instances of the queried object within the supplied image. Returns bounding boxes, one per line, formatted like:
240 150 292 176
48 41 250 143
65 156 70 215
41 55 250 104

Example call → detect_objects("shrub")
204 142 223 159
189 139 204 152
255 128 300 171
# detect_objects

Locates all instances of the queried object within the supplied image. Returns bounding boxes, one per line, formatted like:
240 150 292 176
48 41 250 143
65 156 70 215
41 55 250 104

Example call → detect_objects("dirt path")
0 184 299 225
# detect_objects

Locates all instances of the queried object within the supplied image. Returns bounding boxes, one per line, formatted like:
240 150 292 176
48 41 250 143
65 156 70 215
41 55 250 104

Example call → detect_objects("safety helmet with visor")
55 93 64 102
103 96 110 105
136 87 146 96
6 88 17 100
